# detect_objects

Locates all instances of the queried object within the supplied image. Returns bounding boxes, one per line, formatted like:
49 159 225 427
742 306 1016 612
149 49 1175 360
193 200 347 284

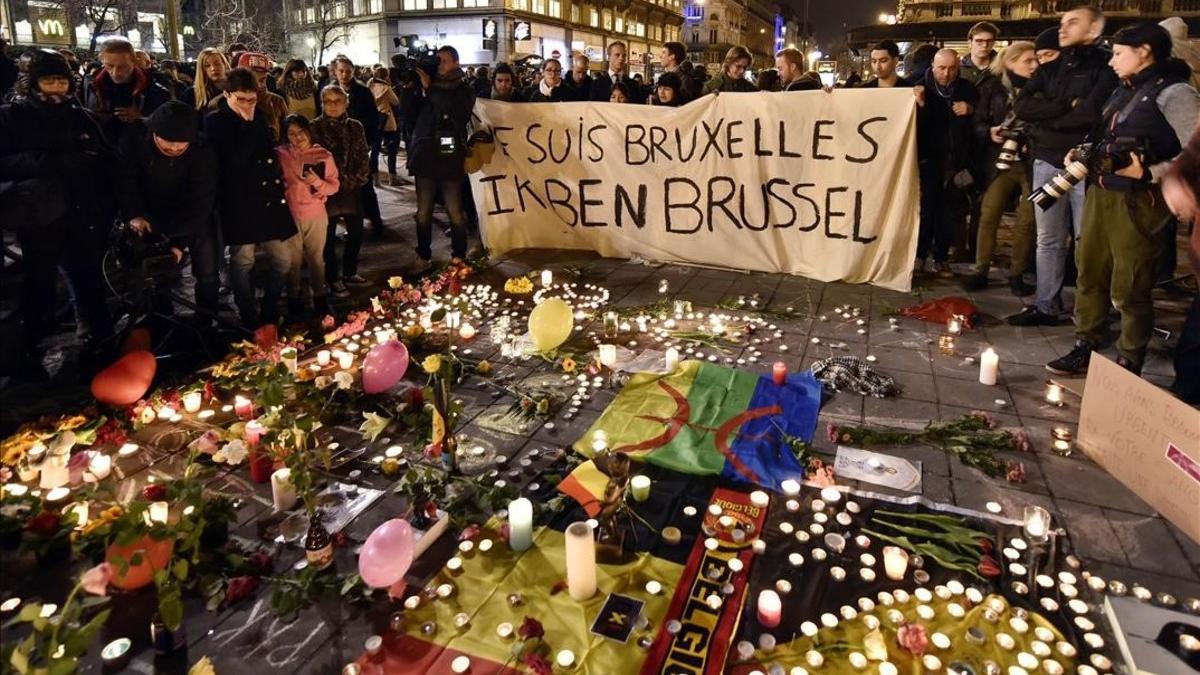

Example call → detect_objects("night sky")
786 0 886 47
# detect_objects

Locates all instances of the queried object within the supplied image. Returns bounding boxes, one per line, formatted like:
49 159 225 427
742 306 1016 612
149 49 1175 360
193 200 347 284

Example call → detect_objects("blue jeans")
1032 159 1086 316
228 238 293 328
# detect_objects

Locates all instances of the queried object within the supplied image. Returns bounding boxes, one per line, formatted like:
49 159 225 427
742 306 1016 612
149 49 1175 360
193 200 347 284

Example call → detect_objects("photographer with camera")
962 42 1039 295
114 101 220 321
1009 6 1118 326
1044 23 1200 377
204 67 297 330
400 45 475 267
0 49 116 377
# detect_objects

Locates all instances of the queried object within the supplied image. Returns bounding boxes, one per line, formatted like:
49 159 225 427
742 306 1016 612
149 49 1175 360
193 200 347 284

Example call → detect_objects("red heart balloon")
91 350 157 405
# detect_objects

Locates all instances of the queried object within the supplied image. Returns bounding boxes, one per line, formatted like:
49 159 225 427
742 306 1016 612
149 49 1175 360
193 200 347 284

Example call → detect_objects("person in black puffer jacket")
0 49 116 376
204 67 297 329
115 101 220 320
400 45 475 265
1010 6 1119 326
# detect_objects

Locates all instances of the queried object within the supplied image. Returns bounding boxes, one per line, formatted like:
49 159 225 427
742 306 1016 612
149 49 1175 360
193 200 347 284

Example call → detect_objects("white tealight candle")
317 350 331 366
664 347 680 372
337 352 354 370
757 590 782 628
540 269 553 287
780 479 801 497
88 453 112 481
819 487 841 503
459 324 476 340
450 655 471 673
630 475 651 502
882 546 909 581
556 650 575 668
645 580 662 595
749 491 769 509
271 469 297 512
979 347 999 385
148 501 169 524
117 443 140 457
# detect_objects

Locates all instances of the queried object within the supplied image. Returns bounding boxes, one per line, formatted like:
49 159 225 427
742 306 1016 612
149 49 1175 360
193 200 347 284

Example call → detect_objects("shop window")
369 0 383 10
570 4 579 22
404 0 427 11
615 15 623 32
433 0 457 9
708 28 716 42
532 0 545 12
549 0 561 16
589 7 599 26
512 0 528 10
305 6 314 21
602 10 612 29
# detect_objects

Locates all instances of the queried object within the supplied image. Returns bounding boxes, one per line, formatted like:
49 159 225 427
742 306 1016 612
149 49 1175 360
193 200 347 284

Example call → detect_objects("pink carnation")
81 563 113 597
896 622 929 656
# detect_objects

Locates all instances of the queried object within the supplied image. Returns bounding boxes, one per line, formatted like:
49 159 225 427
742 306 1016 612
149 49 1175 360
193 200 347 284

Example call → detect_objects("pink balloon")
362 340 410 394
358 518 415 589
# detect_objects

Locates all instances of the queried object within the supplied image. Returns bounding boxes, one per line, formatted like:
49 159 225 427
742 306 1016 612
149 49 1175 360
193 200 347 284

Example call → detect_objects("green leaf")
15 604 41 624
173 559 189 581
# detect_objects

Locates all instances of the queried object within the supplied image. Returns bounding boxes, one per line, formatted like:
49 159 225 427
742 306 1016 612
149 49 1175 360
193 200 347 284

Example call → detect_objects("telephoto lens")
995 138 1021 172
1029 158 1089 211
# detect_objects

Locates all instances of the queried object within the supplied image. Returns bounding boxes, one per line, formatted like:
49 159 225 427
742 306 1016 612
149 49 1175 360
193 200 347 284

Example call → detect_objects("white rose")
220 440 248 465
333 371 354 390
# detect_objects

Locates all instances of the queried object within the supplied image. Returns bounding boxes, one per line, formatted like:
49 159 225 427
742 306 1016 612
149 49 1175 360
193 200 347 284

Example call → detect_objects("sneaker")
933 262 956 278
330 281 350 297
1008 276 1035 297
344 274 370 286
1006 306 1061 327
1046 341 1093 375
1115 355 1142 375
960 274 989 291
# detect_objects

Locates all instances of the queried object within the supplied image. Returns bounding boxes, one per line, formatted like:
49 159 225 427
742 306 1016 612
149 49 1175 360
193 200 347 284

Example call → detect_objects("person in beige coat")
368 65 401 184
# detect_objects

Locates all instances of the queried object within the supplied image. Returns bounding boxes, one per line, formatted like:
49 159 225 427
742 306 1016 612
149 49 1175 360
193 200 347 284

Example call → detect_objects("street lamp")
878 12 888 23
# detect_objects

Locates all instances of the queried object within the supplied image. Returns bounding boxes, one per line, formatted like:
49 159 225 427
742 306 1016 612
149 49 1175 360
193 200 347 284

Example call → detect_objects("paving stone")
1103 510 1198 580
1039 453 1156 515
886 370 938 403
951 478 1055 518
1053 498 1128 566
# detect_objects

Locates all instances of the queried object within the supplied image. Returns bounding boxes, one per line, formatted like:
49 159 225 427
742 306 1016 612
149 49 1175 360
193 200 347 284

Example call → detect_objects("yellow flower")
475 360 493 376
57 415 89 431
561 358 577 373
188 656 216 675
404 324 425 338
422 355 443 374
504 276 533 294
387 276 405 289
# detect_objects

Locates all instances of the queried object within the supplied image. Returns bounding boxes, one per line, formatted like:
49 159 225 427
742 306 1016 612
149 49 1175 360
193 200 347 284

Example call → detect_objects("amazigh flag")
559 360 820 514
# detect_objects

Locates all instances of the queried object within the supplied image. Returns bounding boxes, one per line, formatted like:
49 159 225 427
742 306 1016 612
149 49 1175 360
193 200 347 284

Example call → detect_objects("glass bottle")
305 512 334 570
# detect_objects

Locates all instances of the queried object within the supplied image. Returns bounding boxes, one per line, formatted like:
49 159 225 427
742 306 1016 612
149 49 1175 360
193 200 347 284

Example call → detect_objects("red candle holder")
248 447 273 483
772 361 788 386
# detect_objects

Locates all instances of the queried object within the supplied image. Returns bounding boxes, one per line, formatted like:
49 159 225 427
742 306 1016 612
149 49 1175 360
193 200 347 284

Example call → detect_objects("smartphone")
302 163 324 179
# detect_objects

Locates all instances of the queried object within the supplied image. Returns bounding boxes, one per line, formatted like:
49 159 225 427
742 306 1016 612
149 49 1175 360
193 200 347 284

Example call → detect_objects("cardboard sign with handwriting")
1077 353 1200 543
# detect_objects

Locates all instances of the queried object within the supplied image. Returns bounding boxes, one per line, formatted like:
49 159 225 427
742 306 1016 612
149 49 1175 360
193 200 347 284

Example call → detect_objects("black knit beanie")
147 101 198 143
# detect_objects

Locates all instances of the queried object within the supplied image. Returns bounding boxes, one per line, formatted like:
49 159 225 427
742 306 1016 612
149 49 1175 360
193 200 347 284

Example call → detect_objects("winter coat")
400 68 475 182
203 99 296 245
115 120 218 242
247 90 289 143
339 78 381 145
183 83 224 112
859 74 913 88
562 72 594 101
0 94 115 232
784 73 823 91
311 114 369 216
369 78 400 132
482 87 525 103
86 67 171 144
973 71 1025 183
590 72 643 102
703 71 757 95
275 143 340 222
917 70 979 170
1014 43 1119 167
525 82 567 103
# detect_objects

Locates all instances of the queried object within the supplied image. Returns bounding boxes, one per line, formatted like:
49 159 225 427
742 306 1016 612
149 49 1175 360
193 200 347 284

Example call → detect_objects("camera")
994 119 1027 172
1028 137 1146 211
392 35 438 83
111 223 179 282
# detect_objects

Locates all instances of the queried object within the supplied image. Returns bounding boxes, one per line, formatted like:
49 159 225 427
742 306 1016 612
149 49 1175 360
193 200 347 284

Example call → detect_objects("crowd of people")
0 12 1197 403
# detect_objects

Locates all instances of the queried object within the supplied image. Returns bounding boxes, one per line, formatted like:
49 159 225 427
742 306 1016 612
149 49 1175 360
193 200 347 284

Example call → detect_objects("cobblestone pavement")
2 166 1197 607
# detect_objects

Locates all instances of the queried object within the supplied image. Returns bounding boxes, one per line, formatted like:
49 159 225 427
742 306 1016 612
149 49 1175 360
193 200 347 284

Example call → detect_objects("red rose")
448 278 462 296
225 575 260 605
518 616 545 640
25 511 62 537
897 623 929 656
457 524 482 542
142 484 167 501
522 653 553 675
246 551 273 573
977 537 994 555
978 555 1001 577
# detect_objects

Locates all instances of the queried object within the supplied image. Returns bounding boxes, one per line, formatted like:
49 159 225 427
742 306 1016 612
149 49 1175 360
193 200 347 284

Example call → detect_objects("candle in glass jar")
234 395 253 419
598 344 617 368
947 315 963 335
772 361 787 386
979 348 999 386
541 270 553 287
156 405 176 420
757 590 782 628
508 498 533 552
182 391 203 413
459 324 476 340
317 350 331 367
665 347 680 372
565 521 597 600
271 468 298 512
630 475 651 502
148 501 169 524
88 453 112 481
244 420 266 446
1044 382 1064 406
337 351 355 370
883 546 909 581
1023 506 1051 543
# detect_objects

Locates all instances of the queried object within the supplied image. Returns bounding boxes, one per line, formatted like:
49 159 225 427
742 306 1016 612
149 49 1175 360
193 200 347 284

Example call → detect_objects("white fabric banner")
469 89 920 291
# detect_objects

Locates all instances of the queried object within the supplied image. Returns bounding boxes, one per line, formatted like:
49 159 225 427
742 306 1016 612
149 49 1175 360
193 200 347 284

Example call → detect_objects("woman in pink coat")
277 114 340 316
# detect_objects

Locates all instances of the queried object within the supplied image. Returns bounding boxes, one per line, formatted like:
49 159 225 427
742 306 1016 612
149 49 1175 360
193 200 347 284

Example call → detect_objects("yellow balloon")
528 297 574 351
